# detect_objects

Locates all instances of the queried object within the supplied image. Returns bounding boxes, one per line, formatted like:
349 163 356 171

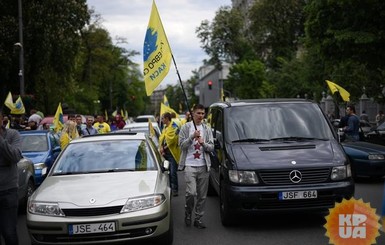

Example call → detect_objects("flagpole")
171 54 197 130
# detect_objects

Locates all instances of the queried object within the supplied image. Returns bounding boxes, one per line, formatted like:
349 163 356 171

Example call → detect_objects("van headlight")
229 170 259 184
121 194 165 213
331 165 351 180
28 202 65 216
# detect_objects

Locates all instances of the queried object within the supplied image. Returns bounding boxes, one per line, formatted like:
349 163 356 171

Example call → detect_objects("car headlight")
368 154 385 160
34 163 48 176
331 165 351 181
121 194 165 213
229 170 259 184
28 202 65 217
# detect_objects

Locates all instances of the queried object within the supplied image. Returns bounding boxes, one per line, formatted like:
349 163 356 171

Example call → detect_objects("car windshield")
21 135 48 152
225 103 334 142
52 139 157 175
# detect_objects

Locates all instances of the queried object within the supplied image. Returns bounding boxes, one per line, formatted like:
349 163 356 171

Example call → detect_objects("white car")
27 133 173 245
123 122 161 145
134 115 157 123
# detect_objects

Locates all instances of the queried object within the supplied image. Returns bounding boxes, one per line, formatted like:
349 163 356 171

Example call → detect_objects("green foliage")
225 59 273 99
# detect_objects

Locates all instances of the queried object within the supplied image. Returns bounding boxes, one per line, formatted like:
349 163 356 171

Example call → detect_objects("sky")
86 0 232 87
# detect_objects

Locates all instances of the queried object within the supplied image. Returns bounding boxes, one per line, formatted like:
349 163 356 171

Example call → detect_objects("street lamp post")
17 0 25 96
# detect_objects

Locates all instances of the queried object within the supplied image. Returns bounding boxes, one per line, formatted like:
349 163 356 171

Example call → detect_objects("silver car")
27 133 173 245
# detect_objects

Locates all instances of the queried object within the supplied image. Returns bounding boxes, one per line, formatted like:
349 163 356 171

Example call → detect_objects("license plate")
279 190 317 200
69 222 116 235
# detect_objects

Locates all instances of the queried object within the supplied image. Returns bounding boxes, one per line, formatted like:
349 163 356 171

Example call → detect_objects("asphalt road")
15 174 385 245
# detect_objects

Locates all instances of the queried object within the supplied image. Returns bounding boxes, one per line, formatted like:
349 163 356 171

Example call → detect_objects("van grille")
259 168 330 185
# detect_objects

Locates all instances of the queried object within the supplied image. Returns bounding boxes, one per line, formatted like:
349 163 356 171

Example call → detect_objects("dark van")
207 99 354 226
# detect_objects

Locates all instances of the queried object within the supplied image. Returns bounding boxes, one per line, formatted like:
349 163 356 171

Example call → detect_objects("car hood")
342 141 385 153
22 152 48 164
32 171 159 206
227 140 345 169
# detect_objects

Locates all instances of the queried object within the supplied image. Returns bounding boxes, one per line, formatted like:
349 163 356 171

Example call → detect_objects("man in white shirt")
178 104 214 229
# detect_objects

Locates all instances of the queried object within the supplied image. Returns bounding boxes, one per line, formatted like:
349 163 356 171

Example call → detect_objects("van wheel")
219 180 234 226
207 177 217 196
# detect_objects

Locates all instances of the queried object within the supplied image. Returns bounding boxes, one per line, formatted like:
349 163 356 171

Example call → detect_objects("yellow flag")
143 1 172 96
53 103 64 133
148 119 156 138
10 96 25 114
160 103 179 118
325 80 350 102
104 109 108 121
4 92 15 110
163 95 169 106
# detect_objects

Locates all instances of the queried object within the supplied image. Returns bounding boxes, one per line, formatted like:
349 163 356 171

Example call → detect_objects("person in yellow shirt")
93 115 111 134
60 121 79 149
159 112 181 197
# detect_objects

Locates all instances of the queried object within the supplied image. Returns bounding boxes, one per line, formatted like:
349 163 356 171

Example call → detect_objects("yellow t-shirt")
93 122 111 134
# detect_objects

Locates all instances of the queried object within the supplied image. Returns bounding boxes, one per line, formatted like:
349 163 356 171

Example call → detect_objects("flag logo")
143 28 158 62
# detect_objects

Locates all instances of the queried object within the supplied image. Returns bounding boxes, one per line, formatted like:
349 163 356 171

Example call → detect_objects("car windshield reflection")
21 135 48 152
52 139 157 175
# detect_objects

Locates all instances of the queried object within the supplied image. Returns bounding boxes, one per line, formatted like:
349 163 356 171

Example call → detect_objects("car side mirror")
162 160 170 171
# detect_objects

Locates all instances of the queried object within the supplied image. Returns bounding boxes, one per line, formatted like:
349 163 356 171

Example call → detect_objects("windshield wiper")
269 137 328 141
232 138 270 143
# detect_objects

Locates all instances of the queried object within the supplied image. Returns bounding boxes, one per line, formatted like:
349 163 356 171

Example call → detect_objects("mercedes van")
206 99 354 226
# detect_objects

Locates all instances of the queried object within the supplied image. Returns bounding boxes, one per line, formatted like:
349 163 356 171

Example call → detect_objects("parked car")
19 130 61 185
123 122 161 140
27 132 173 245
18 157 36 212
342 141 385 179
365 120 385 145
207 99 354 226
134 115 157 123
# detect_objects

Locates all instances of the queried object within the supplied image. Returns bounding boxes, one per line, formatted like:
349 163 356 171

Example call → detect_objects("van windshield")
225 103 334 143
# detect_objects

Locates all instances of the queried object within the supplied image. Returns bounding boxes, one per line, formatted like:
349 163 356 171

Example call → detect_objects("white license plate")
69 222 116 235
279 190 317 200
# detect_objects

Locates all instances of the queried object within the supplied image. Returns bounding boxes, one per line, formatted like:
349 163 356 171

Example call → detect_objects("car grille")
259 168 330 185
62 206 124 217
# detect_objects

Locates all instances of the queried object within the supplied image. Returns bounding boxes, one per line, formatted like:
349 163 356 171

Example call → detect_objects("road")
16 174 385 245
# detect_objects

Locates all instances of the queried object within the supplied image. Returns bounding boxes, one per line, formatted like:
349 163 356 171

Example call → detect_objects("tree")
304 0 385 101
225 59 274 99
196 6 252 68
248 0 306 69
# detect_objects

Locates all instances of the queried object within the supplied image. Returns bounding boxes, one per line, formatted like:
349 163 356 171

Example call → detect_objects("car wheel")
219 180 234 226
20 178 35 213
156 211 174 245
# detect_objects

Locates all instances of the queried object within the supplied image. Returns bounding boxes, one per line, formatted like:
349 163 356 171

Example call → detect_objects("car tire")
219 180 234 226
157 211 174 245
19 178 35 213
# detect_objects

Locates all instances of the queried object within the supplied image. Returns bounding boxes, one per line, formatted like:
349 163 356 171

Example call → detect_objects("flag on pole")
104 109 108 121
160 102 179 118
4 92 15 110
143 1 172 96
148 119 156 138
325 80 350 102
163 95 169 106
53 103 64 133
10 96 25 114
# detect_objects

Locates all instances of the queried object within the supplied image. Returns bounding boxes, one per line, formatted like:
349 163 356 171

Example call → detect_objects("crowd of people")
0 103 215 244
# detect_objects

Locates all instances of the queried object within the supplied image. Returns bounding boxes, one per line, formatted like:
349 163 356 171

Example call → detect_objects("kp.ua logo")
324 198 381 245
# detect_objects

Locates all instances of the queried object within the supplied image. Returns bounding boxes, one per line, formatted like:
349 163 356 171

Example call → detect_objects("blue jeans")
0 188 19 245
164 152 178 192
